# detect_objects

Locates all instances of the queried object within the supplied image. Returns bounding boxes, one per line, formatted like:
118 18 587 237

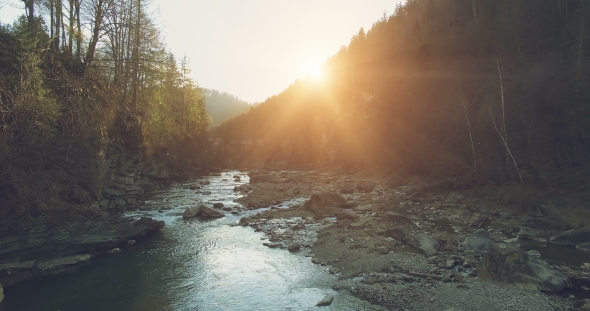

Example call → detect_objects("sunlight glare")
303 63 324 81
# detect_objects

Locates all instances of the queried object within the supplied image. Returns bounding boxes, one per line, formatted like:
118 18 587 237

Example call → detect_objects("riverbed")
0 171 374 311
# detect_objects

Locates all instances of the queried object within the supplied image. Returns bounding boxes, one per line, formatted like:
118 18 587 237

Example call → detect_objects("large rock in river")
301 193 346 215
550 228 590 247
183 205 224 218
477 243 571 292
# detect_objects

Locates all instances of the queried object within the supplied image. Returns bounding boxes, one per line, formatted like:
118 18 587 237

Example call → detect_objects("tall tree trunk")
131 0 141 111
50 0 54 41
85 0 104 73
69 0 74 55
75 0 81 60
55 0 62 51
26 0 34 29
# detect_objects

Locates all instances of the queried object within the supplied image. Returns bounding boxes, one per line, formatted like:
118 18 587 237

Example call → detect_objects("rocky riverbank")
0 216 164 288
236 169 590 310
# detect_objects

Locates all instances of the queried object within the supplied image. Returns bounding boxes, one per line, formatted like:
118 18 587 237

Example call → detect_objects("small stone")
456 284 469 289
213 202 224 208
127 240 136 245
287 243 301 252
376 246 389 254
454 274 464 283
316 295 334 306
203 191 212 195
429 297 435 303
446 259 456 269
107 248 121 254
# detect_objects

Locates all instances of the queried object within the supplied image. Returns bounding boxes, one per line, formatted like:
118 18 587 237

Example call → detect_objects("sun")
309 66 322 78
305 63 324 81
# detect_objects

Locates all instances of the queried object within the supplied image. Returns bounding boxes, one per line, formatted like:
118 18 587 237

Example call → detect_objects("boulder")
340 183 356 194
471 216 491 228
335 212 357 221
376 246 390 254
0 282 3 304
524 215 570 231
316 295 334 306
183 205 224 218
287 243 301 252
462 229 494 255
348 219 370 230
198 205 225 218
517 227 546 241
550 229 590 247
528 203 548 217
385 227 410 241
183 206 200 218
213 203 224 208
404 232 437 257
356 181 376 193
301 193 346 215
477 243 571 292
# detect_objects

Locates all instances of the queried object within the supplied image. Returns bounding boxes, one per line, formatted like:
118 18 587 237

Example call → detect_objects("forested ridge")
203 88 251 127
214 0 590 188
0 0 209 218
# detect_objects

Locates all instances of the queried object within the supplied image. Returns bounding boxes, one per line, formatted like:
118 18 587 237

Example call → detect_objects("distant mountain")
202 88 251 126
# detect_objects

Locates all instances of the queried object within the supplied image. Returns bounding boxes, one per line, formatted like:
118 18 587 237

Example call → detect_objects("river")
0 171 369 311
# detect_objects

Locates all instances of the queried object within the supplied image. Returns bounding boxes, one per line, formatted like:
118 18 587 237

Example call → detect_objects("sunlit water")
0 171 363 311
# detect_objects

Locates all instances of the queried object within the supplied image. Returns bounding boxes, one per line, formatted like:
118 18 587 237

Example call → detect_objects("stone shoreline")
0 216 164 288
236 169 590 310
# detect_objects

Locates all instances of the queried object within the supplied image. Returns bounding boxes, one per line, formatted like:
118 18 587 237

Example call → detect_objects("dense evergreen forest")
214 0 590 188
202 88 251 127
0 0 209 217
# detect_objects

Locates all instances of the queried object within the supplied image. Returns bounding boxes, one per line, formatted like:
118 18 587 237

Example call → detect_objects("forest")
0 0 209 217
202 88 251 127
213 0 590 190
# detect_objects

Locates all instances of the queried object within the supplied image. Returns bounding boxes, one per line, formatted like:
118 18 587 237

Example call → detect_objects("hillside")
213 0 590 190
203 89 251 126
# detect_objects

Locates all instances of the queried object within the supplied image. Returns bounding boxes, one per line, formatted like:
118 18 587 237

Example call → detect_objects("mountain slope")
203 88 251 126
212 0 590 186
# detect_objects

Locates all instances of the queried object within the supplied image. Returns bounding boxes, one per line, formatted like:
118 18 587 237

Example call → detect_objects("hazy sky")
0 0 403 103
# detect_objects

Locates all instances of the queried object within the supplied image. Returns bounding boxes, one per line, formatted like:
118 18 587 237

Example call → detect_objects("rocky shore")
0 216 164 288
236 170 590 310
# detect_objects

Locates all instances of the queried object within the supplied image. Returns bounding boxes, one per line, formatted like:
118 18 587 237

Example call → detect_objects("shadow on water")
0 171 368 311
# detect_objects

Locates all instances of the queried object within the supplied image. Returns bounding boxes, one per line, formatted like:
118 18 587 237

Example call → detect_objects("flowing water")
0 171 367 311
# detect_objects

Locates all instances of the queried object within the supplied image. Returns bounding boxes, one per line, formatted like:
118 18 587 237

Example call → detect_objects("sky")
0 0 403 103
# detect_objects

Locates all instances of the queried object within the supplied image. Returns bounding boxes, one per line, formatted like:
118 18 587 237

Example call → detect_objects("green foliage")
0 11 209 216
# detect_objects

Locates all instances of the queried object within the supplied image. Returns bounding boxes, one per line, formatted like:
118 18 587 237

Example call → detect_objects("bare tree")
490 60 522 183
457 79 477 171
